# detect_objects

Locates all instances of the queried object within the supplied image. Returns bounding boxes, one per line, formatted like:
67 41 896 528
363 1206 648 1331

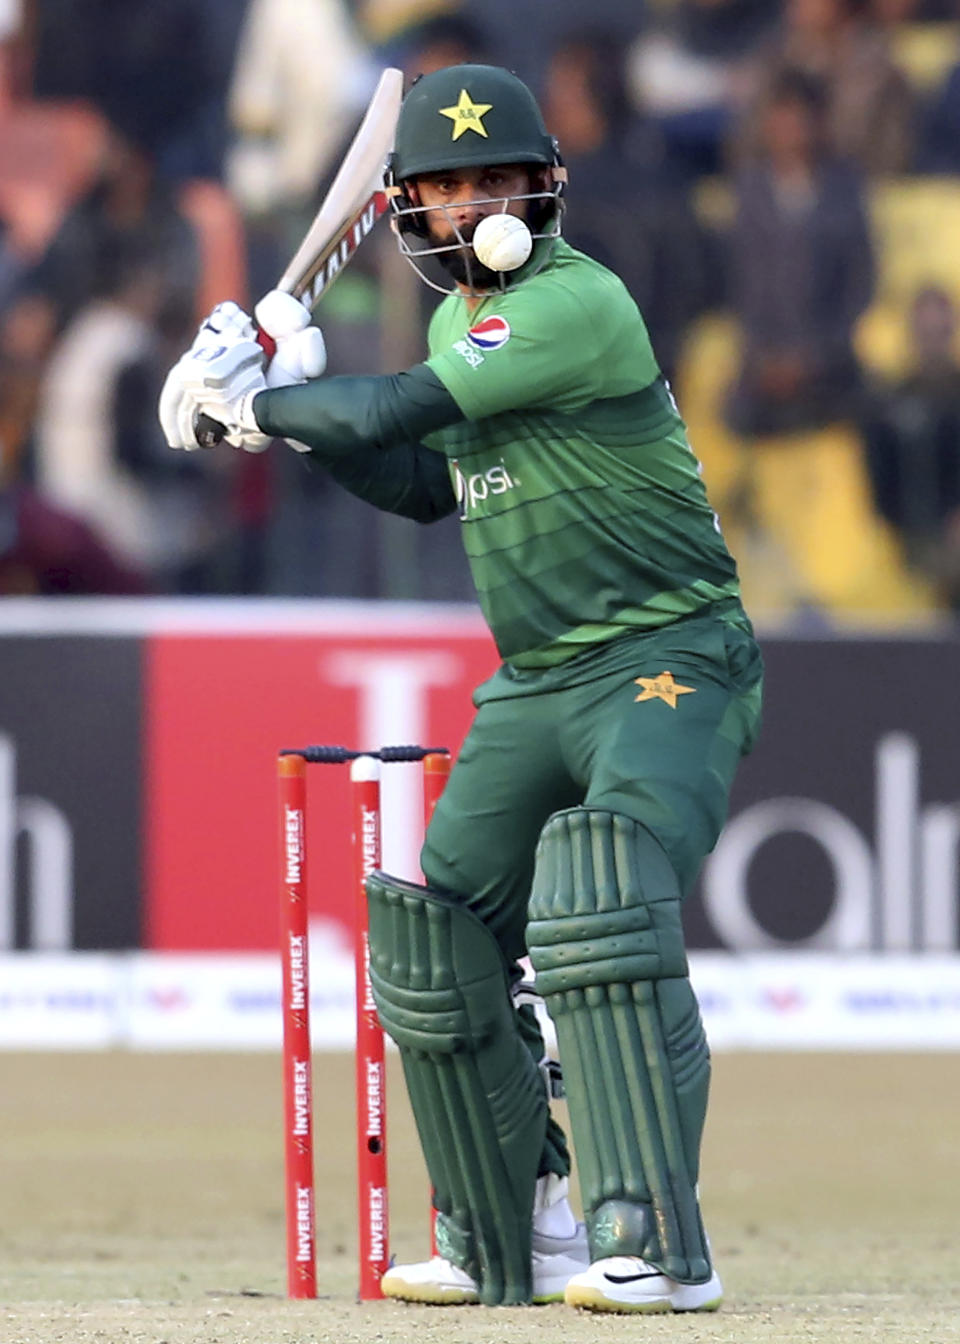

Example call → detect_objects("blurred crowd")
2 0 960 624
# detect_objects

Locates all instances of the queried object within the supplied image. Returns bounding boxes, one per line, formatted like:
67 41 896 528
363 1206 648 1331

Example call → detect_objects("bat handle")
190 326 276 448
194 412 227 447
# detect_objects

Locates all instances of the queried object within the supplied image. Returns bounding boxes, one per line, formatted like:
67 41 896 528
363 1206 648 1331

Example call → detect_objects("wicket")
277 744 451 1300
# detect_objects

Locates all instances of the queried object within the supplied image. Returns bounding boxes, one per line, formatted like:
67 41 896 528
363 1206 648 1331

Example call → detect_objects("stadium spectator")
724 68 875 437
0 117 249 594
384 12 491 76
544 30 713 382
0 479 150 594
0 218 25 317
226 0 372 222
0 0 26 105
860 285 960 607
31 252 242 594
872 0 956 20
627 0 783 178
0 372 148 596
0 125 204 547
7 125 199 342
464 0 643 95
915 45 960 171
30 0 231 180
0 292 56 489
737 0 917 176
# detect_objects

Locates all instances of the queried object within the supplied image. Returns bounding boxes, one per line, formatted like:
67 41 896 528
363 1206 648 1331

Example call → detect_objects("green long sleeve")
324 437 456 522
252 364 461 522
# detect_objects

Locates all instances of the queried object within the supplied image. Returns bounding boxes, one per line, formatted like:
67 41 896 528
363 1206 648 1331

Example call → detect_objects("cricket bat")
195 66 404 447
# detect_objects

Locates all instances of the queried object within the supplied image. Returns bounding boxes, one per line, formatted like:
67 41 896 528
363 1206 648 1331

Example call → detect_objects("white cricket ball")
473 213 533 272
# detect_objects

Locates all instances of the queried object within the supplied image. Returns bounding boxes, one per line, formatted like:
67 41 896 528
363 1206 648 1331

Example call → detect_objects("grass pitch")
1 1051 958 1343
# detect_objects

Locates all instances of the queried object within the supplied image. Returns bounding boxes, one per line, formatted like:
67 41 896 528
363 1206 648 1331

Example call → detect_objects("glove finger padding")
266 325 327 387
196 300 257 344
257 287 326 389
159 356 202 450
254 288 312 339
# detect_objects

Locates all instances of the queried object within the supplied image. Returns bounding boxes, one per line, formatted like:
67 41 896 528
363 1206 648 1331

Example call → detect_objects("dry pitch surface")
1 1051 957 1344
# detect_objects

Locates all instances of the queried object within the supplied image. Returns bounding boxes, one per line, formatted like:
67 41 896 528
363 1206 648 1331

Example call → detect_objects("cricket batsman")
160 64 763 1313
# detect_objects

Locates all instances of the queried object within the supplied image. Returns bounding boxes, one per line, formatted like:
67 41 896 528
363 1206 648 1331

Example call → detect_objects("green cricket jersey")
424 239 745 669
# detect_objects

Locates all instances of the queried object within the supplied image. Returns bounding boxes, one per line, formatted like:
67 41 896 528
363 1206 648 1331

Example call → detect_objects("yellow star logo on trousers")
634 671 696 709
439 89 493 140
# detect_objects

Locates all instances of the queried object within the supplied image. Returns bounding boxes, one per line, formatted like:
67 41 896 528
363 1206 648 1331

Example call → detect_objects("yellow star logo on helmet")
439 88 493 140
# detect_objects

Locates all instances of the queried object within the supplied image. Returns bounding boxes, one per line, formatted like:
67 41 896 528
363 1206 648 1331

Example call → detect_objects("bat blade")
287 188 391 312
194 66 403 448
279 66 404 307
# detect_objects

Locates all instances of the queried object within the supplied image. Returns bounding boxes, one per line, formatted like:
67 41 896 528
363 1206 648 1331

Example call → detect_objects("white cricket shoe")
379 1224 589 1305
380 1176 588 1305
380 1255 479 1305
564 1255 723 1313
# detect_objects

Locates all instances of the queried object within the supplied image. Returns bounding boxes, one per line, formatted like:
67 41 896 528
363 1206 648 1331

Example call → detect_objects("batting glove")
254 288 327 452
197 299 259 347
255 289 327 388
159 334 270 452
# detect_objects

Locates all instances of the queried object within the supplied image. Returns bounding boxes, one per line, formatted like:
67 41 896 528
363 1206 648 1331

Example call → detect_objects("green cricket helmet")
392 63 557 177
385 64 565 294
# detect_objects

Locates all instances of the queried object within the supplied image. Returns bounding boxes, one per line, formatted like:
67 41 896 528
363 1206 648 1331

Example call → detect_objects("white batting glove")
197 299 258 347
255 289 311 341
159 299 270 450
159 335 270 452
266 325 327 387
253 288 327 452
255 288 327 388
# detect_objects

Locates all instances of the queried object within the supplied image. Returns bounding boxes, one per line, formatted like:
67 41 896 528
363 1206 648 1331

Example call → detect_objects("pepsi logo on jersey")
466 315 511 351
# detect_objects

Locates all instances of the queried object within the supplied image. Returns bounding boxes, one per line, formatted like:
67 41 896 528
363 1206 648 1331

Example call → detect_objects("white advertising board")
0 947 958 1050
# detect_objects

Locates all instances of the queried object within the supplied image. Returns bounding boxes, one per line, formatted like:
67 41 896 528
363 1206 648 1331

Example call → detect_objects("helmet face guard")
387 178 564 295
385 64 566 294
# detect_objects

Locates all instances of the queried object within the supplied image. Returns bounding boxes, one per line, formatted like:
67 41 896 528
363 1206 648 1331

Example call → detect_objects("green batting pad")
366 871 547 1305
527 808 712 1284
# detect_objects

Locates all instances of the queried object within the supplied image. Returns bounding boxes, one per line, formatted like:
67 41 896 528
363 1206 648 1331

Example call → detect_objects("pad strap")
366 871 547 1304
527 808 712 1284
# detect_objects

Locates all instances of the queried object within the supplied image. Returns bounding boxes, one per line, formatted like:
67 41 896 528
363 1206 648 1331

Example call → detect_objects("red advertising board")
3 601 958 958
143 612 497 950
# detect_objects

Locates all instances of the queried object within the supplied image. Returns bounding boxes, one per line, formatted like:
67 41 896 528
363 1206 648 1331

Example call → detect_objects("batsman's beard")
431 219 505 290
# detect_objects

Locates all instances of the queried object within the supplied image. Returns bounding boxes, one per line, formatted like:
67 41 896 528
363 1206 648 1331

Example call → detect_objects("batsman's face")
395 162 556 295
410 164 535 246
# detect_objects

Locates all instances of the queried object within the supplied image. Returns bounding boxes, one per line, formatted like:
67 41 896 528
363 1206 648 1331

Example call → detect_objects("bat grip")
194 412 227 447
191 326 277 448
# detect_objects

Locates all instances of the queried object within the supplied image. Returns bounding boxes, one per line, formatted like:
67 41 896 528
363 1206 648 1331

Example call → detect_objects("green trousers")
422 613 763 964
